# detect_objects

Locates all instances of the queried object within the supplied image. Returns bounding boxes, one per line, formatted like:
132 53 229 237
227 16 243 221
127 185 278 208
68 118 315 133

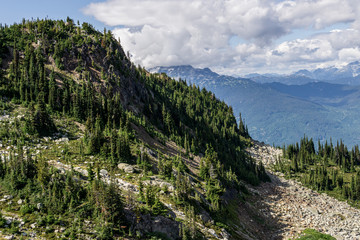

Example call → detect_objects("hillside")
0 19 274 240
152 65 360 147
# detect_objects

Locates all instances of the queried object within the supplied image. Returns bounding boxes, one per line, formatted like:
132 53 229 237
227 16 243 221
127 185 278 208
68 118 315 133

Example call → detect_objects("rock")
17 199 23 205
55 137 69 144
246 141 360 240
147 149 158 158
133 214 180 240
220 229 231 240
118 163 135 173
199 211 212 223
208 229 218 238
57 168 66 174
37 203 43 210
100 169 108 177
4 195 13 200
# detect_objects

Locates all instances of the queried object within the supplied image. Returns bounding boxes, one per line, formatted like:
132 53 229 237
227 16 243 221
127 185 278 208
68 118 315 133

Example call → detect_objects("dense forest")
275 136 360 206
0 18 268 239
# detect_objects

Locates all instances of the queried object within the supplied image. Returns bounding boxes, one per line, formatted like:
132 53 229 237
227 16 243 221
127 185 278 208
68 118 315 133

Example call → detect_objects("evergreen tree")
32 92 56 136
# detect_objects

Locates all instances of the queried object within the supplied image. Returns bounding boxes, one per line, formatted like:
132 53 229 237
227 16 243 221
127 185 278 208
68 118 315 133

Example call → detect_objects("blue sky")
0 0 106 31
2 0 360 75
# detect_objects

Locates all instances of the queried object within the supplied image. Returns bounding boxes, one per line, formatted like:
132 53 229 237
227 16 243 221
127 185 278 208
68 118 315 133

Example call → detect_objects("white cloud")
338 48 360 63
83 0 360 74
275 0 355 29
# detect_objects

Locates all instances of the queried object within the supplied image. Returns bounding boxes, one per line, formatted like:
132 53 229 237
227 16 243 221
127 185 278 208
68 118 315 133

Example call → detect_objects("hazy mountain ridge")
245 61 360 85
151 65 360 147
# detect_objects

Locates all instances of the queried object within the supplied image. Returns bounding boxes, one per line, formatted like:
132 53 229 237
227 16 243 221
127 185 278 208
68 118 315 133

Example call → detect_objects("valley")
152 66 360 147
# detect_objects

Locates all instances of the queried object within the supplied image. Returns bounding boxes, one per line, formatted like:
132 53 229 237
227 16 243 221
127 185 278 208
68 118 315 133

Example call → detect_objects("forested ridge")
0 18 268 239
276 136 360 207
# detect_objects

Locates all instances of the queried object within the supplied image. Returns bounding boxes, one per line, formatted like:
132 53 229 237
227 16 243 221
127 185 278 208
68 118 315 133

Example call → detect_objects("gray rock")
147 149 158 158
4 195 13 200
208 229 218 238
199 210 212 223
100 169 108 177
37 203 43 210
118 163 135 173
133 214 180 240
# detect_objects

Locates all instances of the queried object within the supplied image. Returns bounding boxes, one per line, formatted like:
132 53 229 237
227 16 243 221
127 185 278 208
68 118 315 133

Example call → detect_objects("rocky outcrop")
247 140 283 167
248 141 360 240
118 163 136 173
125 209 180 240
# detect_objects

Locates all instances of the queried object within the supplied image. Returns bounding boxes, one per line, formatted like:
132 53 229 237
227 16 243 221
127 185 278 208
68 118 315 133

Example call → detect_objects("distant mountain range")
244 61 360 85
150 65 360 147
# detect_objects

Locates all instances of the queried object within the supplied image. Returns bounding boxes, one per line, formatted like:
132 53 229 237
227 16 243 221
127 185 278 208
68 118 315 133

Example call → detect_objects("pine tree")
32 92 56 136
238 113 247 137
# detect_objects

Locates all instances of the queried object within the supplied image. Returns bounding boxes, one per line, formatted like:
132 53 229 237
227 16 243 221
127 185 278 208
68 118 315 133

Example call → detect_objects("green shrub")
20 204 35 215
297 229 336 240
0 213 6 227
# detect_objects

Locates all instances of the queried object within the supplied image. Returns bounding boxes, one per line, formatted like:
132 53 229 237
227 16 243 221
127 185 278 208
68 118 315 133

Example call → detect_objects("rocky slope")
247 141 360 240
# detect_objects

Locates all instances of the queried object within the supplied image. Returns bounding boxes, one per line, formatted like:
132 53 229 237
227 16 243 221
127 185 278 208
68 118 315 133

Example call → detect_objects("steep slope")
0 19 271 240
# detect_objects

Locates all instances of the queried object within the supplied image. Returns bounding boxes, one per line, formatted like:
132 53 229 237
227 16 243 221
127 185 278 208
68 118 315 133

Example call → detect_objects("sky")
2 0 360 75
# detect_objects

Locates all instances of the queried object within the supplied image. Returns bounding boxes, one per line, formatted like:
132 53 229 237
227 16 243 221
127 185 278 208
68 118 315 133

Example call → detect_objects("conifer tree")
32 91 56 136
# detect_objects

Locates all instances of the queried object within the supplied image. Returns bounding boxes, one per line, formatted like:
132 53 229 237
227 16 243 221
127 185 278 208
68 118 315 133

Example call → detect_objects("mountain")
151 65 360 147
1 19 357 240
264 81 360 106
245 73 314 85
246 61 360 85
294 61 360 84
0 19 274 240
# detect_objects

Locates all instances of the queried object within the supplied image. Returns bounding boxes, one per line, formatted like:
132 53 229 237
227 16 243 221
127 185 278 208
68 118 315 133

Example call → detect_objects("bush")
0 213 6 227
20 203 35 215
297 229 336 240
96 223 113 240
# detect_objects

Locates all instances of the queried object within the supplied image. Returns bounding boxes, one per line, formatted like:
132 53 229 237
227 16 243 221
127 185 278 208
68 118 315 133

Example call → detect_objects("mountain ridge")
0 18 272 240
151 65 360 147
244 61 360 85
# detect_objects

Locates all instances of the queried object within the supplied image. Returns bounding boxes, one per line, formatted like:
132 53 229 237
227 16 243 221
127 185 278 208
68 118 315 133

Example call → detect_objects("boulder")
37 203 43 210
100 169 108 177
118 163 135 173
133 213 180 240
199 210 212 223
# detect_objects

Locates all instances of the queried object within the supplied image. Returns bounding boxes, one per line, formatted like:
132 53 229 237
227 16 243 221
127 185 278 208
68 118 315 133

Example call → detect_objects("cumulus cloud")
275 0 355 29
83 0 360 74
